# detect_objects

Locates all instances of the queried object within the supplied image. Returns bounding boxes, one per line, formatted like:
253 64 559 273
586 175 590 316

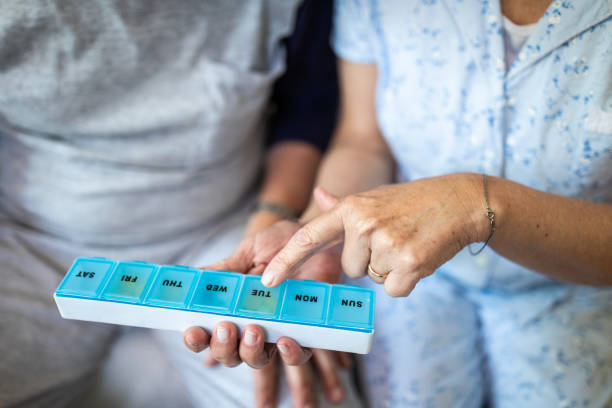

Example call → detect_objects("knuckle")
341 194 360 209
271 251 293 272
400 248 424 271
377 228 400 248
292 227 317 249
354 217 377 238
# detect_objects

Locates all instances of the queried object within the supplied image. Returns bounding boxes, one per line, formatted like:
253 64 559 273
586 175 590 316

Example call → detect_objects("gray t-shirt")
0 0 299 246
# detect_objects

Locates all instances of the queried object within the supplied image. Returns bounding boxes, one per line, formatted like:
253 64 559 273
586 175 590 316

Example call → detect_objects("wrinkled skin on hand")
263 174 485 298
213 220 342 284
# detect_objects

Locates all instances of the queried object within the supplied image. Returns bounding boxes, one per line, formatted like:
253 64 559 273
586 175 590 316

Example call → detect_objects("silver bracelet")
468 174 496 256
253 201 301 221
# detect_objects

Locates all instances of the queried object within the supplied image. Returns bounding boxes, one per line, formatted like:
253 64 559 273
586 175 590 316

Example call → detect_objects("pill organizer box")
54 257 375 354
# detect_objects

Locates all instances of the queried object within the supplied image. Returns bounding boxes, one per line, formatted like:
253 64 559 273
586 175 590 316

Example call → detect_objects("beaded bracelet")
253 201 301 221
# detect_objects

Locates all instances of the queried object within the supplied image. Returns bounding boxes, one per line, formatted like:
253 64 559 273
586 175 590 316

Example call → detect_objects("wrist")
459 172 494 244
254 201 301 221
259 142 321 211
246 200 304 237
244 211 285 237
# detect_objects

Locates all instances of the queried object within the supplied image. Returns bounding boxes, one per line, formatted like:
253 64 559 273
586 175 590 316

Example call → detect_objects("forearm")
470 174 612 284
246 141 322 235
258 141 321 209
299 60 393 221
300 135 394 221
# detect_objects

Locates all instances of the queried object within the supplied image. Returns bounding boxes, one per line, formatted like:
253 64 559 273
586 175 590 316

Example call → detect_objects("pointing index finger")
261 209 344 287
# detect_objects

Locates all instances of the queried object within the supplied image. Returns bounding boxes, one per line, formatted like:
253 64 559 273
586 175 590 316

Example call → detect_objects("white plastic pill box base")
54 295 374 354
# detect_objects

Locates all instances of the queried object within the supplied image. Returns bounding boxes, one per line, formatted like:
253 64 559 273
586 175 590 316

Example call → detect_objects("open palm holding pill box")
54 257 375 354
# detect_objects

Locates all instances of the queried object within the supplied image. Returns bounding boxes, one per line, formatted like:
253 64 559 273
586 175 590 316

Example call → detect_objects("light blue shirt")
333 0 612 289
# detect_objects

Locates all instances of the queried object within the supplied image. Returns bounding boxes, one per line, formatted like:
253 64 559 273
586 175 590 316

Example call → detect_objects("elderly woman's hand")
261 173 488 297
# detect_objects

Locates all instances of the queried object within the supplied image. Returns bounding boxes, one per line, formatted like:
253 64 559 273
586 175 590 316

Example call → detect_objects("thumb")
313 186 340 212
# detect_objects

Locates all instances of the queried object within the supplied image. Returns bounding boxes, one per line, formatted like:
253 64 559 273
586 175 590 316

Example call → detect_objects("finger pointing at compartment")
262 210 344 287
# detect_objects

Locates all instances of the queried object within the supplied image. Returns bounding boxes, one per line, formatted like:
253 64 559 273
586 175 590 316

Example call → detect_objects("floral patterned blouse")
333 0 612 288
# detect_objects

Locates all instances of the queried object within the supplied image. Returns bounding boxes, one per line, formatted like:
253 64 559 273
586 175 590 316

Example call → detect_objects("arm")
300 59 395 222
261 59 612 293
481 176 612 284
244 141 321 235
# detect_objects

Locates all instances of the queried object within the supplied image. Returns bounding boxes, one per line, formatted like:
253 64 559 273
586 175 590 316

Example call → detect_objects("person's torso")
0 0 300 246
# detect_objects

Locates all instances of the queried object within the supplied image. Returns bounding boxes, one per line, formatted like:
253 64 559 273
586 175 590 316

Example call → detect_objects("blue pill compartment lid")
189 270 243 313
326 284 375 330
235 275 286 319
280 280 330 324
100 261 157 303
56 257 117 298
143 265 198 308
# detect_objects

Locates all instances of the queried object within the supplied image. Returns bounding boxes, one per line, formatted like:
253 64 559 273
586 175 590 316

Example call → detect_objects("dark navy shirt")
268 0 338 151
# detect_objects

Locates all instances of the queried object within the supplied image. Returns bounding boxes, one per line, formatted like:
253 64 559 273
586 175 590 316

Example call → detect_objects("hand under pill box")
54 257 375 353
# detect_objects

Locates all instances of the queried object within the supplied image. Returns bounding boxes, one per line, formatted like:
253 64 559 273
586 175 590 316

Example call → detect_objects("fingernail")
216 326 228 342
331 387 344 402
186 338 201 349
261 272 273 287
244 330 257 346
277 344 288 354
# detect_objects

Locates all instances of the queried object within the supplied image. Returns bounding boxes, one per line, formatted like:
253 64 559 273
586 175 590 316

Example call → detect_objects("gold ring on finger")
367 263 388 280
